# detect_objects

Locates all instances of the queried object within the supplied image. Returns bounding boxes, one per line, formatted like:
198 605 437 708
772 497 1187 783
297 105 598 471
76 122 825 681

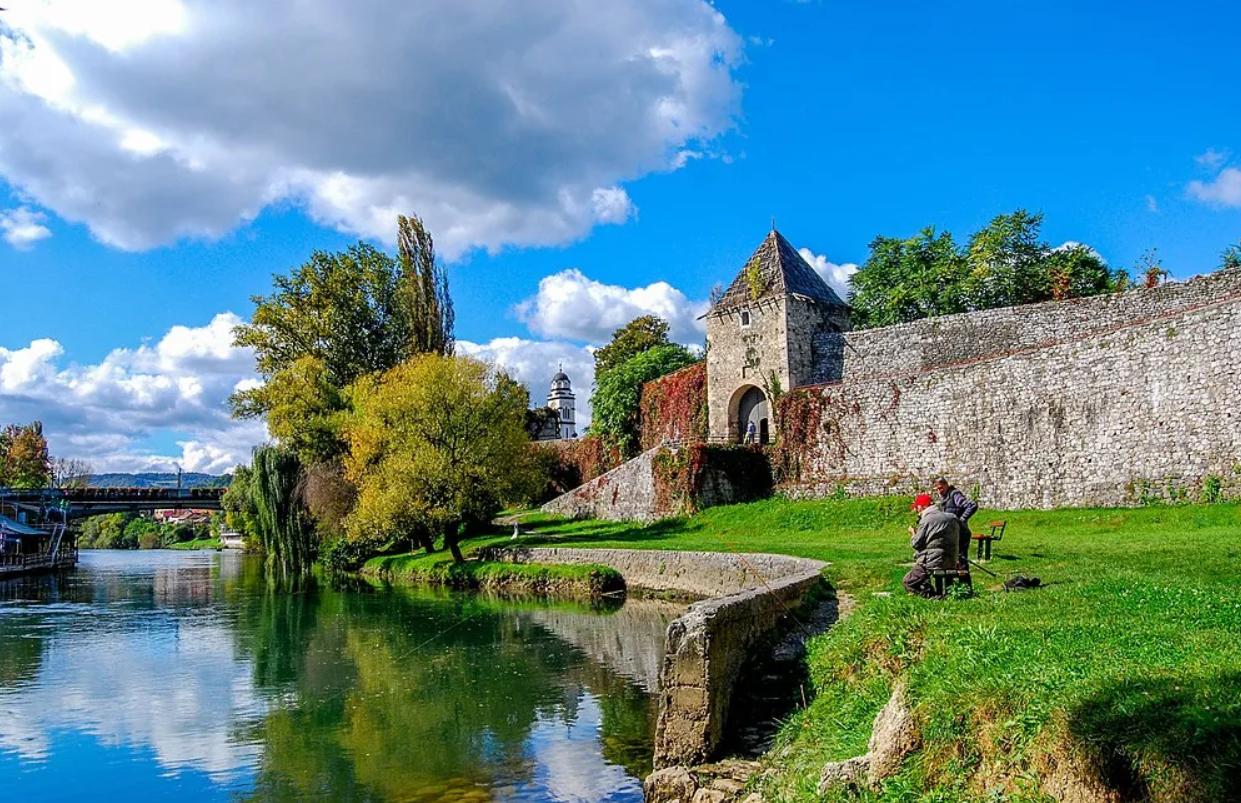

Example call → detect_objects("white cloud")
0 313 263 474
1053 240 1107 263
1195 148 1230 171
798 247 857 301
1145 194 1160 214
0 206 53 249
458 337 595 425
515 268 708 345
1188 167 1241 208
0 0 743 257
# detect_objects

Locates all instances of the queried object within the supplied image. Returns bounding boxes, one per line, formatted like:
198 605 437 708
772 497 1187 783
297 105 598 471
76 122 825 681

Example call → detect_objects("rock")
817 755 870 793
691 790 727 803
740 795 765 803
645 766 698 803
708 777 746 796
697 759 762 783
867 680 920 786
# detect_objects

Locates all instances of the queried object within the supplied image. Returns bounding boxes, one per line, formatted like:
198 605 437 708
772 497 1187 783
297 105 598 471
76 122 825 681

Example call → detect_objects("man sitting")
903 493 960 598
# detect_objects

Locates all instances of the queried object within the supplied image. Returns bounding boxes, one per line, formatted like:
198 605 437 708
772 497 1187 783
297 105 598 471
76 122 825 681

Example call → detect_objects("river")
0 551 680 802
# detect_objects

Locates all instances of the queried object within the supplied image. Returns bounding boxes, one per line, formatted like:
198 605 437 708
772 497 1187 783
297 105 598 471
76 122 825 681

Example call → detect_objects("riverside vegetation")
380 496 1241 803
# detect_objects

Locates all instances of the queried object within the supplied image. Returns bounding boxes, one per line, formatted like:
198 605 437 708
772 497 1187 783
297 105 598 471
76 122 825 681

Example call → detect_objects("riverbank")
362 551 624 597
398 497 1241 803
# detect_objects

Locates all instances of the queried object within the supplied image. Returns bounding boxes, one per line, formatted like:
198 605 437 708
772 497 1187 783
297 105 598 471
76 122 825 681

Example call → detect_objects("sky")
1 0 1239 474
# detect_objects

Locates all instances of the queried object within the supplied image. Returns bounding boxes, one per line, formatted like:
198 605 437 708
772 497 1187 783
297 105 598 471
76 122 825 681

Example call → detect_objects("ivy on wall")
772 387 863 485
532 437 623 500
651 444 773 517
639 363 709 451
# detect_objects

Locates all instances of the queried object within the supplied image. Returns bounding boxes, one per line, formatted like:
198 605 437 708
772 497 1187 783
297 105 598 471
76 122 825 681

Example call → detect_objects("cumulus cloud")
0 206 53 249
1053 240 1107 263
0 313 264 474
798 247 857 301
1188 167 1241 208
0 0 742 257
458 337 596 425
515 269 708 345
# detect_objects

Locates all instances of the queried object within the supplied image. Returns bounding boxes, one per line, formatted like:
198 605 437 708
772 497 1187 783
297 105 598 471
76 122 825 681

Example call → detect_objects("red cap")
911 493 934 510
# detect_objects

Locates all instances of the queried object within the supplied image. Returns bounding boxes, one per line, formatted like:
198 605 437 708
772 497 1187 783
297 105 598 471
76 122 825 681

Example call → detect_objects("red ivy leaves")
639 363 708 452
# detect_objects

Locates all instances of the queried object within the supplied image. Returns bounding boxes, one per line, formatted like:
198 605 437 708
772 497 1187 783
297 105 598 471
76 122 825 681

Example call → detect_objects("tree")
848 210 1130 329
251 446 315 588
397 214 455 357
593 316 671 378
0 422 51 488
343 355 531 562
222 465 260 538
1221 240 1241 271
590 345 698 456
848 228 967 328
51 457 93 489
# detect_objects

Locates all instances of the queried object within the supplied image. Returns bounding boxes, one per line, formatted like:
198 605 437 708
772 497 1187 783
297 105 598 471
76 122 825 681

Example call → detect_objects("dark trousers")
903 563 935 598
958 527 971 566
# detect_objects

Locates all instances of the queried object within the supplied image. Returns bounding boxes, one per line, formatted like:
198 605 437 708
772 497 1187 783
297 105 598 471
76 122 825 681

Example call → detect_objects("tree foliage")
397 214 455 357
849 211 1128 329
222 464 260 538
590 344 698 457
593 315 671 378
51 457 93 489
231 221 455 464
250 446 315 588
343 355 532 562
0 422 51 488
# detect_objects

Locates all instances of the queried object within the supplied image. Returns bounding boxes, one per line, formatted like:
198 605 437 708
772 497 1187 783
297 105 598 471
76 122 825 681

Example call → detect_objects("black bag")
1003 575 1042 592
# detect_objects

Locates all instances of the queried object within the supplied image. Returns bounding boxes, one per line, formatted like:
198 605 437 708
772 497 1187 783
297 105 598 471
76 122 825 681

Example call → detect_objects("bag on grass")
1003 575 1042 592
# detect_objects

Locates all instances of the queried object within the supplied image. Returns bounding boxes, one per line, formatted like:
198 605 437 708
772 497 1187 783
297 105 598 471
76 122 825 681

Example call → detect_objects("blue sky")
1 0 1239 472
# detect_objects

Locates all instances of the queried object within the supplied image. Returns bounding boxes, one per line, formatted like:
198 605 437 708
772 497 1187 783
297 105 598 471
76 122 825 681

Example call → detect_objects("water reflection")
0 552 666 802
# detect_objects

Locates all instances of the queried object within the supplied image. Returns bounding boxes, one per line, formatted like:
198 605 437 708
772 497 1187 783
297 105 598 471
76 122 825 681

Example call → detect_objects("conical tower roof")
712 229 847 312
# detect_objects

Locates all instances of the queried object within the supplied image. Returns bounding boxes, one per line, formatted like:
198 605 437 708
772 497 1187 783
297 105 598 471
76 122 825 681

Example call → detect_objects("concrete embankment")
479 546 829 777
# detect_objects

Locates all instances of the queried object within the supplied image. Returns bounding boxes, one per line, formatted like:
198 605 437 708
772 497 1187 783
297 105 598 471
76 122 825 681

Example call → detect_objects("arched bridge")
0 487 225 520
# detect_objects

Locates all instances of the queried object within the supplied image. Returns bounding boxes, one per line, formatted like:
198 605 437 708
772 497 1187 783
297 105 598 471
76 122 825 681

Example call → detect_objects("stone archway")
728 385 770 444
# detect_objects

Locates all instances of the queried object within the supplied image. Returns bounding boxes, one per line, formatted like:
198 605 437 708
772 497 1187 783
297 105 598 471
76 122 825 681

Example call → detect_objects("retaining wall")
541 447 661 522
788 269 1241 508
479 546 827 768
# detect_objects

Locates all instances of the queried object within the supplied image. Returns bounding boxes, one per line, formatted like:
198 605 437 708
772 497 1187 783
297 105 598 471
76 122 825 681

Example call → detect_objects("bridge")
0 486 226 520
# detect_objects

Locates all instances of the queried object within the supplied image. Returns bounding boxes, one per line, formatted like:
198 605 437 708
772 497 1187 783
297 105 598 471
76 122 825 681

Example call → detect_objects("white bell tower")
546 368 576 439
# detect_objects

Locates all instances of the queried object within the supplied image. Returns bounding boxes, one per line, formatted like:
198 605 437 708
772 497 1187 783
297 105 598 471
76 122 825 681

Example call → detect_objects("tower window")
740 310 751 328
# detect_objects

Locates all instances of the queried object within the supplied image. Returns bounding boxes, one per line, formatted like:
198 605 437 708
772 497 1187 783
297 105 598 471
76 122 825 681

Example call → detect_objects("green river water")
0 550 679 802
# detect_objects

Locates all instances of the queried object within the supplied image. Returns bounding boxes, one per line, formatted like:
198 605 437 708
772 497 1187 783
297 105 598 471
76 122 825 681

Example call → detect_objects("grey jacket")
940 487 978 535
911 507 960 570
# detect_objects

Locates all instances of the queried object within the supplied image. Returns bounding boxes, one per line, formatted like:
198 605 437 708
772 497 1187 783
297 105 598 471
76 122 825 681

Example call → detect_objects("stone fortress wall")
791 268 1241 508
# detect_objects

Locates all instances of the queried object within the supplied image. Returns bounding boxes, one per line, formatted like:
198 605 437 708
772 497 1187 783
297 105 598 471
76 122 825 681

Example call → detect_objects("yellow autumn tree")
343 354 531 561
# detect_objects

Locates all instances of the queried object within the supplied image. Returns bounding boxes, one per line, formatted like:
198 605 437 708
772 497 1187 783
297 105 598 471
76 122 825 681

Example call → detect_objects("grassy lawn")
363 550 623 596
166 538 223 550
421 497 1240 802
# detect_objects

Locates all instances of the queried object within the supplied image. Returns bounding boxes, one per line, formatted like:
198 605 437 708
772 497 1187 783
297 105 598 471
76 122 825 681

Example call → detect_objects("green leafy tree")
848 228 967 328
1220 240 1241 271
593 316 671 378
251 446 315 588
849 210 1129 329
222 464 260 538
397 214 455 357
590 345 698 456
343 354 531 562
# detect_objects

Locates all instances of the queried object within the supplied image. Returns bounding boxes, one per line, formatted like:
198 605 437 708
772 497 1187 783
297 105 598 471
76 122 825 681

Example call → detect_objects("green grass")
166 538 223 550
362 550 624 597
436 498 1241 802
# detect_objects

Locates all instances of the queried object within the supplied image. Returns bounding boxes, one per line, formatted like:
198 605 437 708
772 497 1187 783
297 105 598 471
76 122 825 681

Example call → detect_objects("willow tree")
251 446 315 588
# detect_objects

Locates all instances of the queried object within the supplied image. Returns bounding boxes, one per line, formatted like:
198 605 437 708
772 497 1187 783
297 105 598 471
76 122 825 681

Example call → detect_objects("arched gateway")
730 385 770 444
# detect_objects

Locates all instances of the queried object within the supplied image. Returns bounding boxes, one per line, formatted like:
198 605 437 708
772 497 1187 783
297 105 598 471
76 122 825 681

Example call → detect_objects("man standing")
934 477 977 566
903 493 960 598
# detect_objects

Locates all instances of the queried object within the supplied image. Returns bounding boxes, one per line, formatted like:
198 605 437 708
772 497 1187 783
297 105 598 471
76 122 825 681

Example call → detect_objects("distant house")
153 509 214 526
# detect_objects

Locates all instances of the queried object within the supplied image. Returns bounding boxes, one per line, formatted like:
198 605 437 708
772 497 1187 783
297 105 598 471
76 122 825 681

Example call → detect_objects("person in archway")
903 493 959 598
933 477 977 567
745 419 756 444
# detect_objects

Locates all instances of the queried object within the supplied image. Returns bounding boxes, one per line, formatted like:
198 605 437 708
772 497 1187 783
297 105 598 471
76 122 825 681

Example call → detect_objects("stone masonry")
790 268 1241 508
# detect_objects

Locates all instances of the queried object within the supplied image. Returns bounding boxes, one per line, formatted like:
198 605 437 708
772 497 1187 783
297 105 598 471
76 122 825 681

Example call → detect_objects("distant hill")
88 472 233 489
